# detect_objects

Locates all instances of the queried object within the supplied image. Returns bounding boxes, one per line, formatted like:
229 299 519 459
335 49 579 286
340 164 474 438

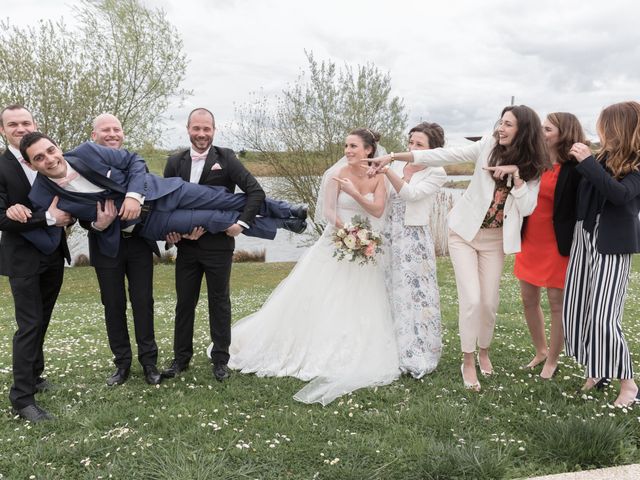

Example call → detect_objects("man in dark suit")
88 114 161 386
16 132 307 259
162 108 283 382
0 105 72 422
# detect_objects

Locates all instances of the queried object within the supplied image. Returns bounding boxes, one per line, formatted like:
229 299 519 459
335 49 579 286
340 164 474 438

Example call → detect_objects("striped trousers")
563 220 633 379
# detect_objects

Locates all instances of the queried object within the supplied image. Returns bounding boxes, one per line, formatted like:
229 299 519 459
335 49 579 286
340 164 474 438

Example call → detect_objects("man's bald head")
92 113 124 149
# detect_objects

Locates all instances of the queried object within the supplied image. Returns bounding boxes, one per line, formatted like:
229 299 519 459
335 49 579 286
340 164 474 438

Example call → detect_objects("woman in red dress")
514 112 587 379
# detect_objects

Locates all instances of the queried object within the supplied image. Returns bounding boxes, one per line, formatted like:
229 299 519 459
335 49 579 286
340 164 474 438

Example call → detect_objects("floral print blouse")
481 179 512 229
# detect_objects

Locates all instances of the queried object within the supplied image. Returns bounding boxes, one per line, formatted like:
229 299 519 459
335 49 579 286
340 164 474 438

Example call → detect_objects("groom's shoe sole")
280 219 307 234
289 204 308 220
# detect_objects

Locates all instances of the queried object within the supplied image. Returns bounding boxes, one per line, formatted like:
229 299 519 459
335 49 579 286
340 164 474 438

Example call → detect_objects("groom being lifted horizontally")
13 132 307 258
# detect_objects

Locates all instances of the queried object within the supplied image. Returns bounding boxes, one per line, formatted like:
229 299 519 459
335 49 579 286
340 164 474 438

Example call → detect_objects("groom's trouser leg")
164 183 293 217
142 210 279 240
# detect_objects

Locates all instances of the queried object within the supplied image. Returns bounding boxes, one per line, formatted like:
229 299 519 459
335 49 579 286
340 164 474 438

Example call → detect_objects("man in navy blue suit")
14 132 307 257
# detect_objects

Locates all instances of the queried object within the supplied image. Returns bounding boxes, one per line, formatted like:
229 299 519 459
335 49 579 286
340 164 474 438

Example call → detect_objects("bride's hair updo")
350 128 381 158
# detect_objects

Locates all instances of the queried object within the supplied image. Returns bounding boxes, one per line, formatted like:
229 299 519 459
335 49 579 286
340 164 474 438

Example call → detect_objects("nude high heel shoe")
461 364 481 392
477 353 493 376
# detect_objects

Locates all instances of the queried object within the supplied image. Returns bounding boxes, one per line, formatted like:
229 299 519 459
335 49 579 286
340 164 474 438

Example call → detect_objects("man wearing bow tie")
161 108 274 382
0 105 71 422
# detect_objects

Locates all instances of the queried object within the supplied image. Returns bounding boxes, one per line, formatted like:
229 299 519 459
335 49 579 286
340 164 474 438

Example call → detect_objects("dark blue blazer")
22 142 184 257
0 149 69 275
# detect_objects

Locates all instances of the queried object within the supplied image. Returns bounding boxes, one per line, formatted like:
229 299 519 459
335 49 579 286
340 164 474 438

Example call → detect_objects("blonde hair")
596 101 640 179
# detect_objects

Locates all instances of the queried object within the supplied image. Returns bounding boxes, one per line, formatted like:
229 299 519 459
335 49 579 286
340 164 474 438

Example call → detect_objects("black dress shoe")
161 360 189 379
279 218 308 234
106 368 130 386
12 404 54 422
35 377 53 393
289 204 309 220
143 365 162 385
212 363 230 382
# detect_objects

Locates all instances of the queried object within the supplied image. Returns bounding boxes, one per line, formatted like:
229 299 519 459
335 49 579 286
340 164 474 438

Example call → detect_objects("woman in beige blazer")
373 105 549 391
380 122 447 379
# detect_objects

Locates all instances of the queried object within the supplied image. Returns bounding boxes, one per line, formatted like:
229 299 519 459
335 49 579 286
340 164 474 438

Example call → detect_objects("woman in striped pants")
563 101 640 407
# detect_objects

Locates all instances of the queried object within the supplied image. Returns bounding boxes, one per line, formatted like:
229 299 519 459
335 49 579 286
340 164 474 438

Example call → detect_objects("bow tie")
191 153 207 162
54 171 80 188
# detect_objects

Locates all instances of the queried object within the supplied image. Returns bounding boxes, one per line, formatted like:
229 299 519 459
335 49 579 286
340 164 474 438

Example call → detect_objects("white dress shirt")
9 145 37 185
189 147 209 183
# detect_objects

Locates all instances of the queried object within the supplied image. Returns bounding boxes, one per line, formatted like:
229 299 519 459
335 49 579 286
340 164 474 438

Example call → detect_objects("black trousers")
172 244 233 366
94 235 157 369
9 250 64 409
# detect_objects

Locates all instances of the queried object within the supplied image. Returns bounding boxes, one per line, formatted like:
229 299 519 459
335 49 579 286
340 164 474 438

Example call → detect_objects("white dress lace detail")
225 192 400 405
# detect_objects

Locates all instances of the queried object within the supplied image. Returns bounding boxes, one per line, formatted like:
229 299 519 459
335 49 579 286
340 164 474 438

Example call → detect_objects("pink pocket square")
211 163 222 171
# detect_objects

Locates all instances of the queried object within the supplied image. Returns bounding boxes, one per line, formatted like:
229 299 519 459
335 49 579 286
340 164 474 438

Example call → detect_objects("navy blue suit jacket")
22 142 184 257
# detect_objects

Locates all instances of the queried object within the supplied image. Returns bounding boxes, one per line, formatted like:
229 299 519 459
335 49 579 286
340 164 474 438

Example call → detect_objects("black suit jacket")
552 161 582 256
575 155 640 254
0 149 69 276
163 146 265 251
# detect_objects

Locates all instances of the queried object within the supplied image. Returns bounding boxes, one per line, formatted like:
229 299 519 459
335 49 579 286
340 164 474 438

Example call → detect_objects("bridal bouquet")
332 215 382 265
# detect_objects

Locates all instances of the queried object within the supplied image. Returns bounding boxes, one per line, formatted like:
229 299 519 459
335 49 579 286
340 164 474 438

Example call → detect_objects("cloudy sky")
4 0 640 148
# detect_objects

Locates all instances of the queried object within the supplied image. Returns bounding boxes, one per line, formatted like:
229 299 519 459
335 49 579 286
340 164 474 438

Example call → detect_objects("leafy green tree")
0 0 189 149
232 52 407 231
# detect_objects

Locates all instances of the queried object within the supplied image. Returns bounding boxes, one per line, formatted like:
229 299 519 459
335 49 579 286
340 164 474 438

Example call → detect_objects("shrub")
233 249 266 263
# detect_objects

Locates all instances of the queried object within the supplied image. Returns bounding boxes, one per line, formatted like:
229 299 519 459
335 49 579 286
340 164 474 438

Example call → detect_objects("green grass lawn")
0 257 639 479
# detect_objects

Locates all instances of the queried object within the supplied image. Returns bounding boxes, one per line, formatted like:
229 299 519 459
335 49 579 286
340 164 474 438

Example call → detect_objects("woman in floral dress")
380 122 447 378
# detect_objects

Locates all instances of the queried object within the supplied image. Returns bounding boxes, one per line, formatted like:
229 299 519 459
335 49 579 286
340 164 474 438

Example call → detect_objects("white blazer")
390 161 447 226
412 135 540 254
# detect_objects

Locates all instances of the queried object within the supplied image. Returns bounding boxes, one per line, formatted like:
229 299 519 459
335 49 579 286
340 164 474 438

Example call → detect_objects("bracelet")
389 152 395 164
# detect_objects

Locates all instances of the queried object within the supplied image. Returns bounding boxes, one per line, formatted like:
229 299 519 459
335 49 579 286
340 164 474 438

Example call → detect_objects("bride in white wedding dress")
210 129 400 405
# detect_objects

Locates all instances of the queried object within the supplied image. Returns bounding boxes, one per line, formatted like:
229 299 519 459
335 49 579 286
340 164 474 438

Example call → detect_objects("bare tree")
231 52 407 232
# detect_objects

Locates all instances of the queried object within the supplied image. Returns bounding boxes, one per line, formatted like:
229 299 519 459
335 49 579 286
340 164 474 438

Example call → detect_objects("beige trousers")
448 228 505 353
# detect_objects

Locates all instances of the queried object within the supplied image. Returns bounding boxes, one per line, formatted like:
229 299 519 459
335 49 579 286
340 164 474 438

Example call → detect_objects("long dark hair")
489 105 549 181
546 112 588 164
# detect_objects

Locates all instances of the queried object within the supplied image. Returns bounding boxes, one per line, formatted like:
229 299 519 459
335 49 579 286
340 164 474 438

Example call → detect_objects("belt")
138 203 152 225
121 204 152 238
